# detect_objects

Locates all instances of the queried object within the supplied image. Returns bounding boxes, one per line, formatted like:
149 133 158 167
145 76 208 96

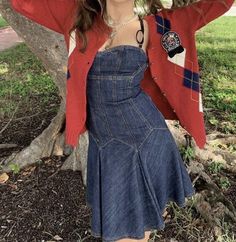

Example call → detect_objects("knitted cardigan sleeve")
10 0 77 34
173 0 234 31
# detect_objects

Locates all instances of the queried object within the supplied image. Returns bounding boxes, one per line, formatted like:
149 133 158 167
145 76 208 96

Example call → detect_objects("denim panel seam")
138 127 168 151
116 104 137 148
129 97 152 130
128 62 148 83
143 92 167 121
98 79 113 139
99 137 136 150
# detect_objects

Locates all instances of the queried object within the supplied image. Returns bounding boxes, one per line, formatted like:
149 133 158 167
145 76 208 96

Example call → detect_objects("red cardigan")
11 0 234 150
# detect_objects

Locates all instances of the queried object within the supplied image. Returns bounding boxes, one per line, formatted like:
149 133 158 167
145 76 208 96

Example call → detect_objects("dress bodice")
87 45 149 77
86 45 149 104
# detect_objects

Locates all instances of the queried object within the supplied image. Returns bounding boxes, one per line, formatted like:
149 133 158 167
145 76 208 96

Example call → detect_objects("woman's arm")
173 0 234 31
10 0 77 34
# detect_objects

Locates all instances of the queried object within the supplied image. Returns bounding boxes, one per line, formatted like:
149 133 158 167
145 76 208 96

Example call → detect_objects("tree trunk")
0 0 86 179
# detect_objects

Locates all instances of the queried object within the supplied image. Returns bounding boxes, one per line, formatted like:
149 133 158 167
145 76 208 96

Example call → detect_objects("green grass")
0 16 9 28
0 43 59 120
196 16 236 134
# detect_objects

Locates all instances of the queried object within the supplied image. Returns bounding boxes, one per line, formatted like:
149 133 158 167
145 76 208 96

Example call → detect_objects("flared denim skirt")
85 45 196 242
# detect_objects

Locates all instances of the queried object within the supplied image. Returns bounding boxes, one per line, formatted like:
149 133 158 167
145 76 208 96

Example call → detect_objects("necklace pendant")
110 31 116 39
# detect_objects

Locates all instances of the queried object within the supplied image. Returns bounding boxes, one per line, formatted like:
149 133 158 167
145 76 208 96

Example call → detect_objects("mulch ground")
0 155 184 242
0 156 102 242
0 91 101 241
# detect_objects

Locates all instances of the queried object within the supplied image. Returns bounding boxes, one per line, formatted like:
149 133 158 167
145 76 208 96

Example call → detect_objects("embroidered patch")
161 31 184 58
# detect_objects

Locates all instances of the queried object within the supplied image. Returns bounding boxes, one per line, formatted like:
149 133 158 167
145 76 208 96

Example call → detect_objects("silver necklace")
103 12 138 28
102 12 139 49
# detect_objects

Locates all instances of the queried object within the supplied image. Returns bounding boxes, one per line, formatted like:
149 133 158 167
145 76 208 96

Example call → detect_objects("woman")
82 1 196 242
10 0 233 241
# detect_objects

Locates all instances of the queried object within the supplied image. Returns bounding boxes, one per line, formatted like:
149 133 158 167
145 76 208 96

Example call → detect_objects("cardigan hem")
65 124 88 149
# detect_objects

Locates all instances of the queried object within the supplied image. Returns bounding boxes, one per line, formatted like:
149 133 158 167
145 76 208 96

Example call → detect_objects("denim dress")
85 45 196 242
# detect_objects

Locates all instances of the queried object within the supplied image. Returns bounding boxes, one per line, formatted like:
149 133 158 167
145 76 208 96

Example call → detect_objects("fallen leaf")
0 173 9 183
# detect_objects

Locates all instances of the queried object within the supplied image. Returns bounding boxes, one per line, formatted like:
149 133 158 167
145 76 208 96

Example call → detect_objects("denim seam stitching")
129 97 152 130
98 79 113 139
117 105 137 149
87 75 132 80
99 137 135 150
112 78 116 103
137 128 154 151
136 150 163 224
126 69 131 100
138 127 168 150
102 105 114 139
116 49 124 73
88 109 101 145
144 93 166 120
128 62 148 83
89 131 100 147
87 63 146 81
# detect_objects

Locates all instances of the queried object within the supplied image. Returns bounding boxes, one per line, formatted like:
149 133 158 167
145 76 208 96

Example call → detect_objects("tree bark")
0 0 84 176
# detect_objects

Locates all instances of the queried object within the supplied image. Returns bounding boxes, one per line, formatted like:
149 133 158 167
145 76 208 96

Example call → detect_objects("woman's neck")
105 0 135 22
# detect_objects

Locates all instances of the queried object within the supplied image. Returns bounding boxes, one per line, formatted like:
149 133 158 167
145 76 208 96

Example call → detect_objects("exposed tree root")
1 102 67 172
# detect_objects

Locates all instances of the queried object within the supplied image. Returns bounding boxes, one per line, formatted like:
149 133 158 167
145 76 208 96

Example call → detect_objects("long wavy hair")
69 0 196 53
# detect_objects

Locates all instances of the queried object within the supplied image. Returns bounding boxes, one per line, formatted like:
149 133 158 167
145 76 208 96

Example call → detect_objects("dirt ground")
0 146 184 242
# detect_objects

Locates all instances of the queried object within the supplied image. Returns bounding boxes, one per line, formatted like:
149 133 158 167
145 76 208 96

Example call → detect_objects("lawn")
0 16 8 28
196 16 236 135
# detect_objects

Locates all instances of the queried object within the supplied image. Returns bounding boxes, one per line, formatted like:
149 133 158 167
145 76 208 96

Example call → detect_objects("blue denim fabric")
85 45 196 242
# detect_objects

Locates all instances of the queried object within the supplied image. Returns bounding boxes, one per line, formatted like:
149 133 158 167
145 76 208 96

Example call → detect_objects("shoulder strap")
136 15 144 48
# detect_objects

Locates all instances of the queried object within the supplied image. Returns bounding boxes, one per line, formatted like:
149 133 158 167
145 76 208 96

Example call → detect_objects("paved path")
0 26 24 52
